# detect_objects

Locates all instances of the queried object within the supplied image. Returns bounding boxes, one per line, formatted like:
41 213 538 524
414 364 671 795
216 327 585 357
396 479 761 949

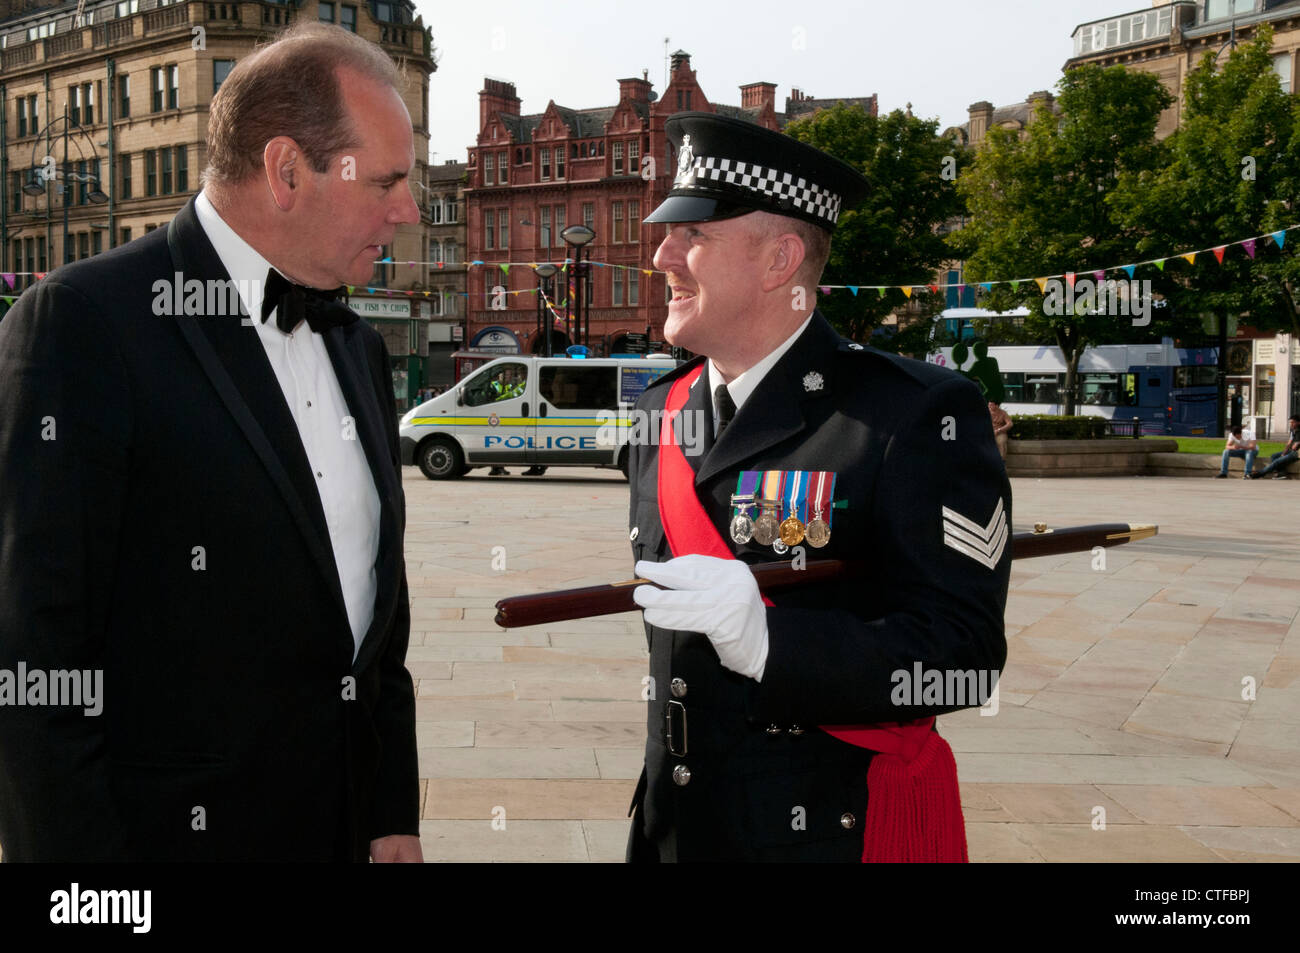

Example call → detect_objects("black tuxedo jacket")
0 196 418 861
626 312 1011 861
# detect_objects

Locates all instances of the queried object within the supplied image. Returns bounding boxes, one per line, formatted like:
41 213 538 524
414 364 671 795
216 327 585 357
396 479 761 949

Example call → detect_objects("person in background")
1216 425 1257 479
988 401 1012 460
1249 414 1300 480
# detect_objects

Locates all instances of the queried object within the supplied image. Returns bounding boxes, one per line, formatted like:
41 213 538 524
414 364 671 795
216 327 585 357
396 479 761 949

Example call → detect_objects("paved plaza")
405 467 1300 863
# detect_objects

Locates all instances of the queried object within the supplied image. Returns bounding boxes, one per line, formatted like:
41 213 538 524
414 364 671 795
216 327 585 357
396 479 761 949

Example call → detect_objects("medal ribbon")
809 471 836 524
760 470 784 518
784 470 807 525
654 367 964 863
733 470 761 518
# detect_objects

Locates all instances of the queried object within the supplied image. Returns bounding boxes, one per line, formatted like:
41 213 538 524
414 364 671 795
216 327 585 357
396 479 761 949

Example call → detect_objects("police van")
399 354 678 479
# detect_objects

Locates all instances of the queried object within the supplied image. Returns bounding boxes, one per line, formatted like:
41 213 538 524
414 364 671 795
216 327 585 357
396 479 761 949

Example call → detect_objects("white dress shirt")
706 315 813 435
195 191 380 659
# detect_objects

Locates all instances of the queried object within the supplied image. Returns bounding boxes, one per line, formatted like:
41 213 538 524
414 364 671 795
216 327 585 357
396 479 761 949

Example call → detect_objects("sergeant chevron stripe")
941 499 1008 570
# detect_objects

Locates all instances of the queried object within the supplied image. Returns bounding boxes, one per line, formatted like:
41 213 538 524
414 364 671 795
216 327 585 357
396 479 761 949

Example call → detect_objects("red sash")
655 366 968 863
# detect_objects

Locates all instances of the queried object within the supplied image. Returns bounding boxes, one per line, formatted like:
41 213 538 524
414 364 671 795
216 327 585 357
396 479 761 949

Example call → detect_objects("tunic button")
672 764 691 786
670 677 687 698
788 725 804 735
840 812 856 830
629 526 639 541
766 724 783 735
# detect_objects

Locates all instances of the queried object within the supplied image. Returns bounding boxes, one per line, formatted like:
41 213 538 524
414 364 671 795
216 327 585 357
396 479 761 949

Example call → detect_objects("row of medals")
730 496 831 553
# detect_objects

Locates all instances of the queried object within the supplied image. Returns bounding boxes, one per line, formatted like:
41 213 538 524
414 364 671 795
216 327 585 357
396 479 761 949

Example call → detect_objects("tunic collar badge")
802 371 824 393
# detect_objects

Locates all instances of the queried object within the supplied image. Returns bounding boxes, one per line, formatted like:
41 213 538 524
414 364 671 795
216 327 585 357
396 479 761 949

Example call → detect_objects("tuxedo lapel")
683 366 714 475
695 313 840 487
165 198 350 632
323 324 403 673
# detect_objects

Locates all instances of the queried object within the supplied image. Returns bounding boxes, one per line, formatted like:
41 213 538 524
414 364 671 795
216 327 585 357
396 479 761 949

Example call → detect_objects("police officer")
625 113 1011 862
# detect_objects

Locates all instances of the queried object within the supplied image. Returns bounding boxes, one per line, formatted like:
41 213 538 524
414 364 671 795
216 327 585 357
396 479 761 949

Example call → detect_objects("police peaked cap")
643 111 869 231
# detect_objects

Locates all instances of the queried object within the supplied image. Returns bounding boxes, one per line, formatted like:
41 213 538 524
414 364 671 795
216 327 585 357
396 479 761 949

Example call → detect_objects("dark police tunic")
626 312 1011 862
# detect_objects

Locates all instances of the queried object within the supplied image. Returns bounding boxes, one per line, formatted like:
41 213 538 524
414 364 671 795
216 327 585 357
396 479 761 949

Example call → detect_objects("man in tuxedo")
0 23 422 861
625 114 1010 861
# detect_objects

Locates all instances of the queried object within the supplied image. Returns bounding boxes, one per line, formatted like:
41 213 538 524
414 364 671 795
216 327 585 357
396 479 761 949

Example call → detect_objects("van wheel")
418 438 464 480
618 446 630 481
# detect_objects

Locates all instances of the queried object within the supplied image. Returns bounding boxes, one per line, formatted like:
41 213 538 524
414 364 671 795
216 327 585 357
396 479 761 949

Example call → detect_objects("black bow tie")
260 268 357 335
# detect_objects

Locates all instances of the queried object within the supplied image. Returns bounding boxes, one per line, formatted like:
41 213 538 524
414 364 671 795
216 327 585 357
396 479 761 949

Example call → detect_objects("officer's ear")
761 232 806 293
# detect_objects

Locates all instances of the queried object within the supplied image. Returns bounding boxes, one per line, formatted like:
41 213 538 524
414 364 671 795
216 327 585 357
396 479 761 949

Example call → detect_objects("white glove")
633 555 769 682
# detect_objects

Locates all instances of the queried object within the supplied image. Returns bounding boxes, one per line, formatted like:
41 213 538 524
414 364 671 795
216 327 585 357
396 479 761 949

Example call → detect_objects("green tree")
784 103 969 344
1110 25 1300 338
950 64 1185 413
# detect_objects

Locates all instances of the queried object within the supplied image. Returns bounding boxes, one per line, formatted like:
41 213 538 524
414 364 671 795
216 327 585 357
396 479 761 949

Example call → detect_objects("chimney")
670 49 691 74
740 81 777 111
619 75 654 104
479 78 520 131
968 101 994 145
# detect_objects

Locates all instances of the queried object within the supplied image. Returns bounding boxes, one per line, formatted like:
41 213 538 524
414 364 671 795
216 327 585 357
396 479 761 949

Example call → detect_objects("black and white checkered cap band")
677 156 843 224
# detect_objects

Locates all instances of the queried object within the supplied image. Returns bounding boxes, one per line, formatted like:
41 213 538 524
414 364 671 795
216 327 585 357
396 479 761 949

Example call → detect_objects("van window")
539 364 617 410
464 362 528 407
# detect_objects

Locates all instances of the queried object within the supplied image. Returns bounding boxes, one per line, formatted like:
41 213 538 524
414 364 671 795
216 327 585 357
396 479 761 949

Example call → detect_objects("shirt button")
629 526 639 541
306 400 312 407
672 764 691 786
670 677 687 698
316 472 323 478
840 812 856 829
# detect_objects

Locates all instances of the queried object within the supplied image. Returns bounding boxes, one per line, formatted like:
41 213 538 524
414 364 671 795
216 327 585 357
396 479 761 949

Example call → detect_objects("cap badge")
802 371 824 392
675 135 695 187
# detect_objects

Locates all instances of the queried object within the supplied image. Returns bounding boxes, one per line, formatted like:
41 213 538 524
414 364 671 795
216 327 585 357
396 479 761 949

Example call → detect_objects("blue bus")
929 340 1220 436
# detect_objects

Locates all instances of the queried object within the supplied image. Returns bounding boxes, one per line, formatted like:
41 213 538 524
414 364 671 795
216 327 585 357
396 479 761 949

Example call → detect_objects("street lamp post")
23 108 108 270
534 262 558 357
560 224 595 351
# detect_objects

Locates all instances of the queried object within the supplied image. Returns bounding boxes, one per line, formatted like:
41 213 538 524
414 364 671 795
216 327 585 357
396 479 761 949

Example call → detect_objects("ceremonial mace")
494 523 1158 628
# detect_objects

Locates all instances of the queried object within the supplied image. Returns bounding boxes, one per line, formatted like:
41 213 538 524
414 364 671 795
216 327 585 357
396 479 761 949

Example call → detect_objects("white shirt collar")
707 315 813 423
194 189 276 329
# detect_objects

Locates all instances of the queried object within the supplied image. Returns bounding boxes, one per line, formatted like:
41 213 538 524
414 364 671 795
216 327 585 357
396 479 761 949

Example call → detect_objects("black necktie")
260 268 358 335
714 384 737 437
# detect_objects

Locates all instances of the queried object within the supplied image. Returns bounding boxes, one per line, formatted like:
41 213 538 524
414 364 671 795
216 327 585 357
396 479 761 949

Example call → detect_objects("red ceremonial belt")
654 365 968 863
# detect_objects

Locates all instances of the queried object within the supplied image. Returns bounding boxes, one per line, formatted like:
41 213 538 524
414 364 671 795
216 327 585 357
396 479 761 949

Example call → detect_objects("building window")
118 74 130 119
498 210 509 250
78 233 89 261
629 140 640 175
1205 0 1255 22
628 200 640 243
612 202 624 243
1274 52 1293 94
92 231 102 257
613 267 623 306
446 242 456 264
168 65 179 110
116 0 138 15
83 83 94 124
146 150 157 196
175 146 188 191
498 151 508 185
540 206 551 248
629 269 639 305
151 67 163 112
214 60 234 95
540 147 550 180
486 210 495 248
10 172 20 213
613 141 624 175
121 227 132 245
76 161 88 205
318 1 335 21
161 148 173 195
555 147 565 179
583 202 594 231
554 205 565 246
447 198 459 223
120 154 132 199
431 239 443 264
341 4 357 30
484 153 494 186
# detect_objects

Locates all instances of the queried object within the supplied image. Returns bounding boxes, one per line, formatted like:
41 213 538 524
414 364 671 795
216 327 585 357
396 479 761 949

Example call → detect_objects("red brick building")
464 51 874 355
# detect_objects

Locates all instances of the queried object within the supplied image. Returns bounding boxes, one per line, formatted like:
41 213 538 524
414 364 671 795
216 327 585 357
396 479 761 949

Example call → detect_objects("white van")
399 354 679 479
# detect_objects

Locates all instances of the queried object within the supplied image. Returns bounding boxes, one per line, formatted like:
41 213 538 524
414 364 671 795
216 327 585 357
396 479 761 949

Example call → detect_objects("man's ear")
761 231 806 294
264 136 302 211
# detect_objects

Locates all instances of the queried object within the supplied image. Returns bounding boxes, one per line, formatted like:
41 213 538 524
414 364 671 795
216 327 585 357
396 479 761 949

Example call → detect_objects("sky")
413 0 1129 164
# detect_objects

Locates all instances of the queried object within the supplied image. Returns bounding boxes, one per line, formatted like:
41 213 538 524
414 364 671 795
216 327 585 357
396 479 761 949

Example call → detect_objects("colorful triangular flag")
1034 277 1048 293
1243 238 1256 259
1182 253 1195 265
901 286 912 298
0 274 13 289
1123 265 1136 279
847 286 858 296
1065 272 1076 289
1272 230 1286 249
1213 246 1226 264
1154 259 1166 271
